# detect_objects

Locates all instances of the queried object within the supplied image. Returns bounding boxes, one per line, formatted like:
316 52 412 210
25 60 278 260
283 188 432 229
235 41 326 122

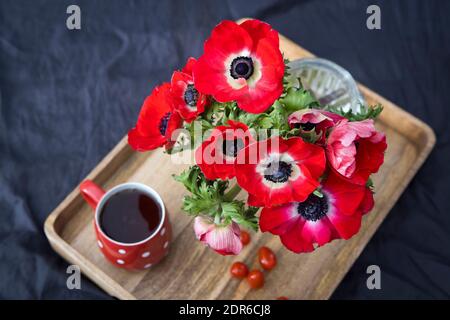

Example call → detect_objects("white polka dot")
160 227 166 236
97 241 103 248
116 259 125 265
118 249 126 255
163 241 169 249
144 263 152 269
141 251 150 258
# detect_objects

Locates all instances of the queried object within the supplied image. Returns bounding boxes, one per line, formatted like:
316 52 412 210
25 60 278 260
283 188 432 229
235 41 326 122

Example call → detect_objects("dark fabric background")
0 0 449 299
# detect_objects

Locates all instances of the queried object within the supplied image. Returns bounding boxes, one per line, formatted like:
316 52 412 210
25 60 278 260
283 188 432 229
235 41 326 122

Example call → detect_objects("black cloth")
0 0 449 299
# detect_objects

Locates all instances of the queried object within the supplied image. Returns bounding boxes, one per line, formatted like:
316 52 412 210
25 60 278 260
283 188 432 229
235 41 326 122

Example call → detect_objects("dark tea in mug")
99 189 162 243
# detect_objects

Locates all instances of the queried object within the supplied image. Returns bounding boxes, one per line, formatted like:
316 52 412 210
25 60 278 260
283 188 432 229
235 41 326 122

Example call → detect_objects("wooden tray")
44 32 435 300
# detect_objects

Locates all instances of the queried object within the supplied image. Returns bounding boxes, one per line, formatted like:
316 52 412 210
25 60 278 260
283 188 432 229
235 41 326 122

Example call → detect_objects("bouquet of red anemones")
128 19 387 255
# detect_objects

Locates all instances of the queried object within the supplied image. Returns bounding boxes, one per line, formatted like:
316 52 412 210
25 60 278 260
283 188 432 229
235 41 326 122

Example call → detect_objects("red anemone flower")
235 136 326 207
171 57 208 122
326 119 387 185
193 19 285 114
360 186 375 215
259 171 370 253
195 120 255 180
128 83 182 151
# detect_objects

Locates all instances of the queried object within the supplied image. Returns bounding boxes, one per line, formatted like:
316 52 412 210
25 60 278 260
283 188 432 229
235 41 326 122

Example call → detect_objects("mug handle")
79 180 105 210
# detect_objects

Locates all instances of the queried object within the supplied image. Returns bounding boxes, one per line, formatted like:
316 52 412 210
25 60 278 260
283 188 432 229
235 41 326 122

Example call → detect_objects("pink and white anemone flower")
193 216 243 255
288 109 344 144
326 119 386 184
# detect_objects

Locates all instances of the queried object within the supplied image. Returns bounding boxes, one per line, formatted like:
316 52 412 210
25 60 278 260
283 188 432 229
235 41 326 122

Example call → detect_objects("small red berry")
258 246 277 270
230 262 249 278
240 231 251 245
247 270 264 289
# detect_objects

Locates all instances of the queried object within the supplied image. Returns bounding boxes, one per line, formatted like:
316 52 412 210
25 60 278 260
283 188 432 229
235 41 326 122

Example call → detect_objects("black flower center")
222 138 244 158
294 122 316 131
297 193 329 221
159 112 171 136
230 56 254 80
184 84 199 107
264 161 292 183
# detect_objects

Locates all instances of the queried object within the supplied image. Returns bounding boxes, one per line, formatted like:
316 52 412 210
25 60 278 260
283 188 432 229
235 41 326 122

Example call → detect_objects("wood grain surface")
44 30 436 300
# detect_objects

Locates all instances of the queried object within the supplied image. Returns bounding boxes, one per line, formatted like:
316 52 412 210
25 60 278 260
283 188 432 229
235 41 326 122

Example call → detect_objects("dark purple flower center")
230 56 254 80
159 112 171 136
294 122 316 131
184 84 199 107
222 138 244 158
297 193 329 221
264 161 292 183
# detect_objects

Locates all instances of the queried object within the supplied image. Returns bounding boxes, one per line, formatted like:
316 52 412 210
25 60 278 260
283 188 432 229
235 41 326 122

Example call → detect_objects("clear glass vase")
287 58 365 113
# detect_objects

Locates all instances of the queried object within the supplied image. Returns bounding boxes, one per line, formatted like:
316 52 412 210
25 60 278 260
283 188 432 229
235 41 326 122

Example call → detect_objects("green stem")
224 183 242 201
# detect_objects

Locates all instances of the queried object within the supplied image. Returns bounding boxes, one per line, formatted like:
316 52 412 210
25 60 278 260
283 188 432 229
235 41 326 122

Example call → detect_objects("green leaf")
267 100 290 132
254 86 321 135
173 166 200 194
221 201 259 231
280 86 320 112
237 112 261 126
203 100 224 123
244 206 260 220
282 126 322 143
326 103 383 122
366 177 374 190
173 166 229 216
254 114 273 129
181 194 219 216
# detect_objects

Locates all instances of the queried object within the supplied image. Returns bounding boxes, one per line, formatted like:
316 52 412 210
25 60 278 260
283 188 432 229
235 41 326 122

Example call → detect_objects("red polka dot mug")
79 180 171 270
